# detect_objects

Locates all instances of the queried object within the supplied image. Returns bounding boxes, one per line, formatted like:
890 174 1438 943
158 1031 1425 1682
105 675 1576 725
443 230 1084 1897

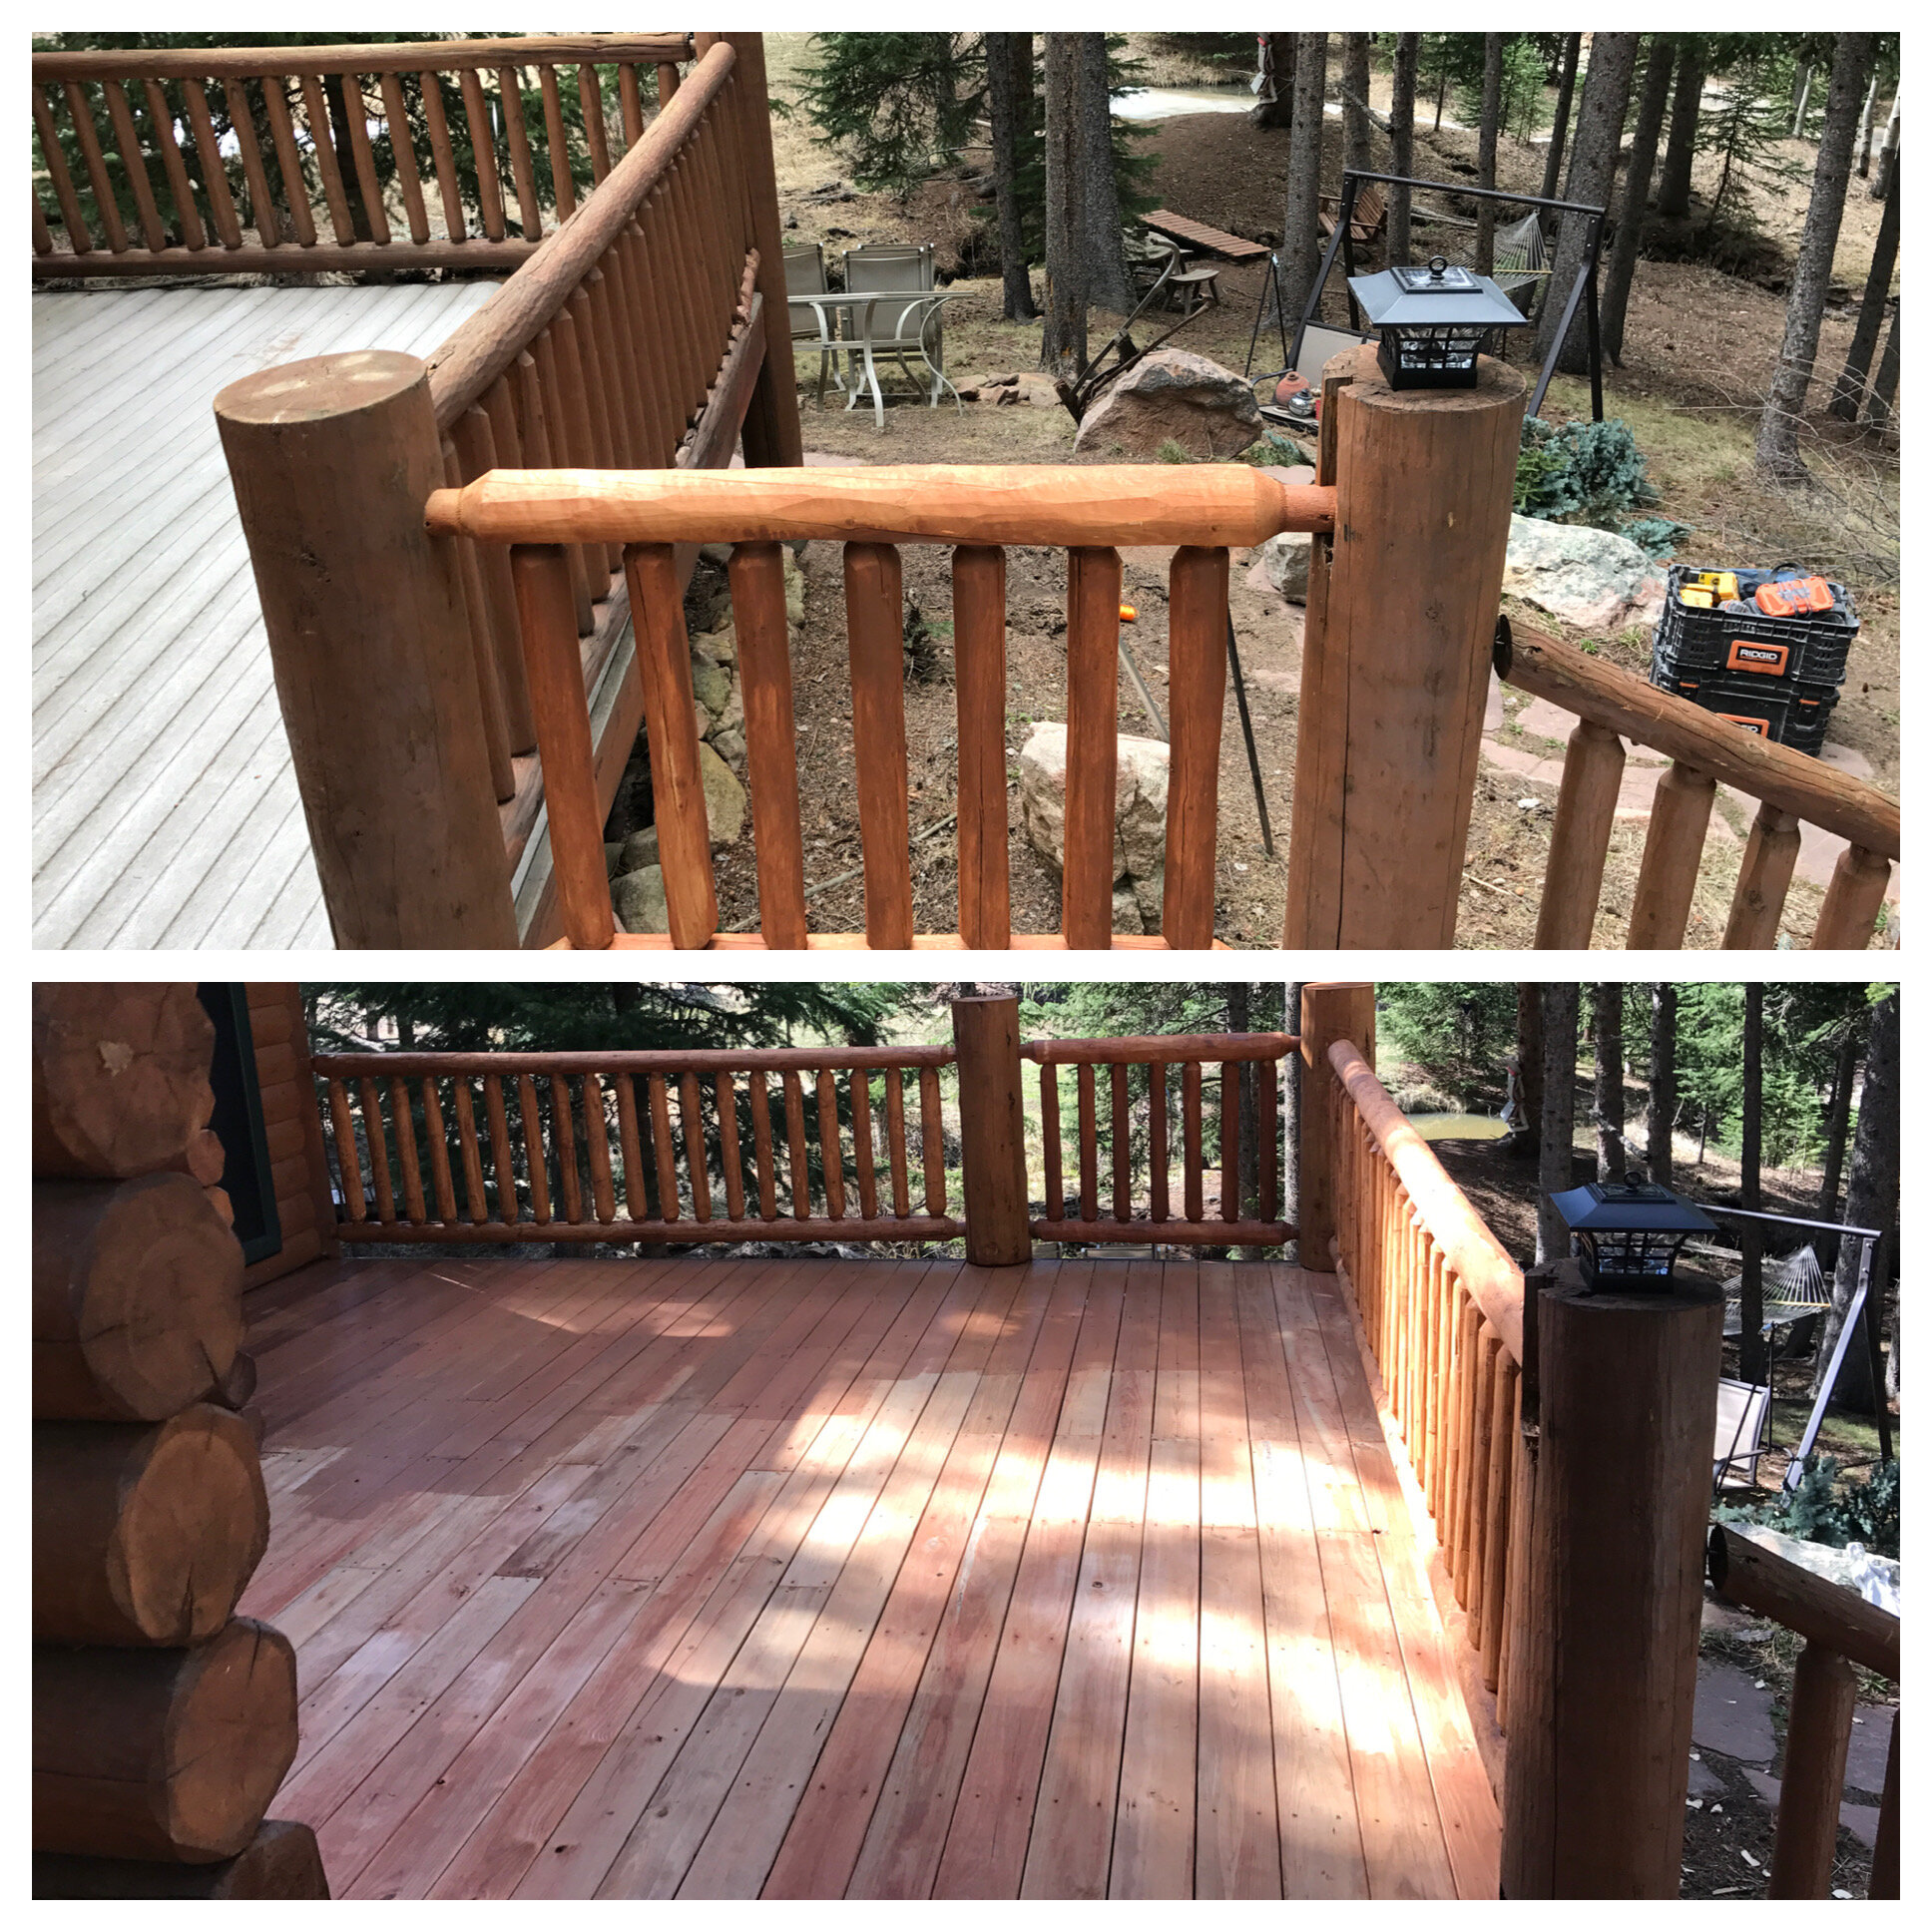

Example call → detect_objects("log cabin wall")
241 984 338 1288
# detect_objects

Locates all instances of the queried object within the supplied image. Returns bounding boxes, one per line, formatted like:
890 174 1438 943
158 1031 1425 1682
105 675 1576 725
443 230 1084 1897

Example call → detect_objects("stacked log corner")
33 985 324 1899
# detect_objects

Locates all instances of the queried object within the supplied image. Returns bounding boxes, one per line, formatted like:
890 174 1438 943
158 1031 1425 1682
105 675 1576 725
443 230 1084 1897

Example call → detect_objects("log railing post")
952 994 1030 1266
1501 1258 1722 1897
216 350 519 947
1297 981 1375 1264
1767 1640 1858 1898
1284 344 1525 947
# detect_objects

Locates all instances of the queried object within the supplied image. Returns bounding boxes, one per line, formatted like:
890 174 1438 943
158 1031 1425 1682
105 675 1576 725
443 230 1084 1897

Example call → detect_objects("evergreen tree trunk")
1227 983 1263 1258
1739 983 1766 1385
1536 983 1579 1267
1040 35 1088 377
1602 34 1676 366
1816 1015 1862 1275
1655 36 1706 217
1475 34 1504 275
1277 34 1328 325
1812 990 1896 1410
1343 34 1373 180
1829 164 1898 417
1790 64 1814 139
1537 33 1639 376
1516 981 1544 1159
1388 34 1418 261
1540 32 1583 204
1077 33 1132 314
1755 34 1876 482
1252 33 1294 131
1871 87 1899 198
1647 983 1676 1186
986 33 1039 320
1864 299 1899 427
1282 982 1303 1254
1593 983 1626 1181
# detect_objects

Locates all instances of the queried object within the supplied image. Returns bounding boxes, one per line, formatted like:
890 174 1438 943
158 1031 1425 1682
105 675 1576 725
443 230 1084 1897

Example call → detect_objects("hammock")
1706 1241 1835 1338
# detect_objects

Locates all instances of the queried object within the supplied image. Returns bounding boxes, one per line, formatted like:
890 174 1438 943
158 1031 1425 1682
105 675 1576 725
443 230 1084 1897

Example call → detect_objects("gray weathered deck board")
34 278 503 950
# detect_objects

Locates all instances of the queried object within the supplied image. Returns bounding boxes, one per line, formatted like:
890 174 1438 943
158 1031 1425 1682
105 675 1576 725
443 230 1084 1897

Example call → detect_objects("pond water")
1404 1112 1509 1143
1114 86 1254 121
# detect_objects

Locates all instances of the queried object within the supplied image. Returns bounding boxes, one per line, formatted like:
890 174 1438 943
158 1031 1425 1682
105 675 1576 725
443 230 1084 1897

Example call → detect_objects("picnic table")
1141 209 1270 261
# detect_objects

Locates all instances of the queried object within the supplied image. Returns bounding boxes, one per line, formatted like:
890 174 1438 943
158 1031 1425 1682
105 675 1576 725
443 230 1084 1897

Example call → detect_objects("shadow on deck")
239 1253 1498 1899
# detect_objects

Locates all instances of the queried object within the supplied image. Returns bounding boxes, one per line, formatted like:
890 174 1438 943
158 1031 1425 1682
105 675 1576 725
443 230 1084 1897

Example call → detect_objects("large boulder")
698 741 746 845
1504 514 1669 634
1072 348 1263 460
612 865 668 934
1017 723 1170 933
1256 531 1311 603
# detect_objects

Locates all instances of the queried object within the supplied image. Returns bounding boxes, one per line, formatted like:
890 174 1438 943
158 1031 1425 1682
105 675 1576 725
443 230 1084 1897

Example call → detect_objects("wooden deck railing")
1500 622 1900 951
1025 1032 1295 1243
216 33 800 949
423 465 1335 949
313 1047 961 1245
1707 1527 1900 1899
32 34 694 275
1323 1034 1529 1739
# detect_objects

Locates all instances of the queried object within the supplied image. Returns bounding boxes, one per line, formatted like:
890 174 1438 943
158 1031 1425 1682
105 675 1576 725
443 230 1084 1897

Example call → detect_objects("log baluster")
817 1071 844 1219
1076 1063 1098 1222
1220 1062 1239 1222
845 543 914 948
782 1072 810 1218
1063 546 1122 948
509 545 616 949
627 542 720 949
484 1074 518 1223
1183 1063 1204 1220
324 1079 365 1220
658 61 682 106
34 89 95 252
498 65 543 240
618 63 645 148
418 71 467 242
1041 1064 1064 1222
538 67 575 222
422 1079 458 1223
100 79 167 252
1111 1062 1131 1222
584 1076 616 1222
1627 760 1716 948
920 1065 946 1216
648 1074 679 1219
1535 718 1625 949
225 80 280 246
548 308 615 587
60 80 130 251
717 1074 744 1221
680 1073 711 1221
257 80 317 246
851 1073 877 1219
337 74 390 245
451 1078 488 1224
294 76 356 246
1149 1063 1169 1222
1164 545 1227 946
182 81 242 247
953 545 1011 948
748 1074 777 1220
729 542 806 946
357 1078 396 1223
615 1074 647 1218
1258 1058 1278 1224
1480 1355 1518 1690
577 65 611 183
516 1074 551 1223
885 1068 910 1218
450 403 537 752
438 438 515 801
389 1075 426 1222
137 80 206 250
1723 801 1802 949
516 343 593 629
377 73 430 243
457 69 507 240
1811 843 1892 950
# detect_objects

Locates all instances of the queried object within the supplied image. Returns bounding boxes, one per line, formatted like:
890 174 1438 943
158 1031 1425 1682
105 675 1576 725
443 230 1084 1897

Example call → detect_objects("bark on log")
34 1619 299 1863
35 1175 242 1422
213 1351 258 1411
34 1819 329 1898
34 1406 269 1647
33 985 216 1181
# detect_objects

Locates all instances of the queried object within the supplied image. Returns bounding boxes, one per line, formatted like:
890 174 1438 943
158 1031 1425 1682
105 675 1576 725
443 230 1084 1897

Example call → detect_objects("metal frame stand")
1289 168 1609 422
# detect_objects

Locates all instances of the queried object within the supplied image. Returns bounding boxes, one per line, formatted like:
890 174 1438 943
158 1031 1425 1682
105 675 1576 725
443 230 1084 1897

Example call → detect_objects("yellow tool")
1680 587 1714 610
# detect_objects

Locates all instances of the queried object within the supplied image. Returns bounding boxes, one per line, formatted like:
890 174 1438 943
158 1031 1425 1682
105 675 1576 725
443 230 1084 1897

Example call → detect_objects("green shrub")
1714 1456 1900 1561
1515 416 1691 558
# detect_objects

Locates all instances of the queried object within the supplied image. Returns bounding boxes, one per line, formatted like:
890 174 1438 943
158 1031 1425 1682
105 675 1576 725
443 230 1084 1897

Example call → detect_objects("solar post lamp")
1548 1172 1718 1292
1346 254 1531 389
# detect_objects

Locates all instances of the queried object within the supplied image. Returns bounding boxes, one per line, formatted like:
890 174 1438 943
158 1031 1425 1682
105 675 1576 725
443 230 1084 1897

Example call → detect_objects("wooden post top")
215 349 427 428
1330 340 1529 416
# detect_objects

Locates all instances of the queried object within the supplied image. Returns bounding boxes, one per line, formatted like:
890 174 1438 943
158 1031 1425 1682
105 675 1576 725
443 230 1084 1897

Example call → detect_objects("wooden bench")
1141 208 1270 261
1318 180 1388 246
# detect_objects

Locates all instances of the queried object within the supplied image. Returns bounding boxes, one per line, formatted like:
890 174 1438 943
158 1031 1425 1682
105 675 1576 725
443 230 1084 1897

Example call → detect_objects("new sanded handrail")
426 37 735 429
1023 1032 1297 1065
423 464 1336 548
1501 620 1899 859
1707 1525 1899 1681
32 35 694 80
312 1045 955 1076
1329 1037 1525 1363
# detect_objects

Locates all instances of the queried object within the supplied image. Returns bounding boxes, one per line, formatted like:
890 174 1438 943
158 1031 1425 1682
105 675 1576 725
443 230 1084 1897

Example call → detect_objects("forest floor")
751 35 1899 951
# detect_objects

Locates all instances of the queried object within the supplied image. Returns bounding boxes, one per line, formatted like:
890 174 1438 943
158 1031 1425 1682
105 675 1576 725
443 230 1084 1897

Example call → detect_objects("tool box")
1650 563 1857 753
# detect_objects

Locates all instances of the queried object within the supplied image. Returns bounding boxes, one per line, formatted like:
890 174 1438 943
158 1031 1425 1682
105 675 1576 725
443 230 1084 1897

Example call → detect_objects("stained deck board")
32 279 502 949
245 1255 1496 1899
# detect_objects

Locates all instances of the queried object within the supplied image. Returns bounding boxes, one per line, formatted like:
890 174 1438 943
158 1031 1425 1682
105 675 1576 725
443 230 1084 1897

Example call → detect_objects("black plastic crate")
1651 564 1858 686
1650 660 1837 752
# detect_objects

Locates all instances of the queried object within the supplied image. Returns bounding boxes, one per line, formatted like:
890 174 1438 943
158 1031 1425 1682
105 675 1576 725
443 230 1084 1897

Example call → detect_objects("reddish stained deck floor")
239 1254 1499 1899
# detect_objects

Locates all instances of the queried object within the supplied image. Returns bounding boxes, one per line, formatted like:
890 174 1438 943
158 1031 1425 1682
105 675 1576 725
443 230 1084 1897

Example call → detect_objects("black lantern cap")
1347 256 1532 333
1550 1174 1717 1291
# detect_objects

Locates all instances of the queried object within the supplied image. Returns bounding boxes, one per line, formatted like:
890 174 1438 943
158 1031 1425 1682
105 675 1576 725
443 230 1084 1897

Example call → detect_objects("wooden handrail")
427 39 736 429
424 464 1336 548
32 36 694 80
1502 621 1899 859
1707 1525 1899 1681
312 1045 955 1075
1328 1037 1524 1363
1023 1032 1296 1065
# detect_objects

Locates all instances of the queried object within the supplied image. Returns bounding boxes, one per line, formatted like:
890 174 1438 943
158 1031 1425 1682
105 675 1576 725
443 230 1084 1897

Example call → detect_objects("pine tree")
1343 34 1373 180
986 33 1039 320
1540 32 1582 203
1655 36 1705 216
1647 984 1676 1186
1536 983 1580 1267
1828 151 1898 418
1040 34 1087 377
1077 32 1132 313
1475 34 1504 275
1601 35 1678 365
1276 33 1328 326
1593 983 1626 1181
1388 34 1418 261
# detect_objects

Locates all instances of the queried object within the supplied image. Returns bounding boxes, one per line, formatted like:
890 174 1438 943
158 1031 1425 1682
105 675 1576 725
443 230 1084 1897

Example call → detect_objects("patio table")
786 289 960 430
